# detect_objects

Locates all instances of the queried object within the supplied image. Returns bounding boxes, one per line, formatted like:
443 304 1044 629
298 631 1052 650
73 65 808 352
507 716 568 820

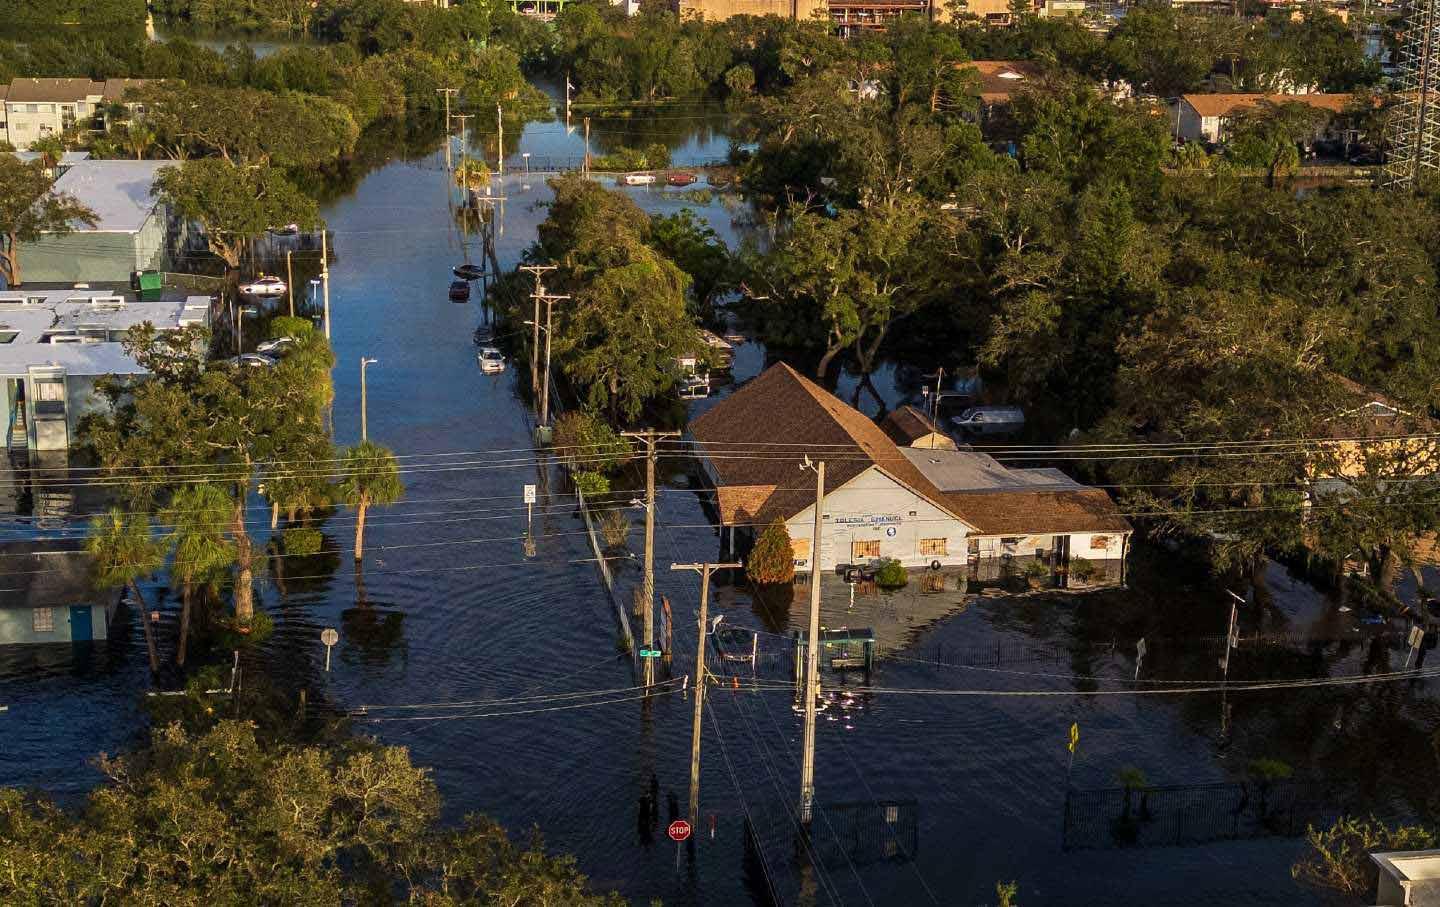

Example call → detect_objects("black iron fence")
1062 779 1341 850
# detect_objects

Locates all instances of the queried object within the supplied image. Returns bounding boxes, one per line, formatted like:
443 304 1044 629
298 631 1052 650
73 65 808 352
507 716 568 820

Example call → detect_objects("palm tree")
160 484 235 666
123 122 155 161
337 441 403 565
87 509 164 674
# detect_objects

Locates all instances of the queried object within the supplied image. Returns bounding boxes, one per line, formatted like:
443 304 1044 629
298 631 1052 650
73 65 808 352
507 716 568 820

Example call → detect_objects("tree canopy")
0 157 96 287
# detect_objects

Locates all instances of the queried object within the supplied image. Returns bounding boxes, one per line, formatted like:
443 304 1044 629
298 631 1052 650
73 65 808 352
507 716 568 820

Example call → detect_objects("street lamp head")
362 357 378 366
800 454 813 472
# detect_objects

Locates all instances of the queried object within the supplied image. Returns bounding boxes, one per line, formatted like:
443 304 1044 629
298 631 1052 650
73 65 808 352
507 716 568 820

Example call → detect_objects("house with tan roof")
689 363 1131 586
1176 93 1354 144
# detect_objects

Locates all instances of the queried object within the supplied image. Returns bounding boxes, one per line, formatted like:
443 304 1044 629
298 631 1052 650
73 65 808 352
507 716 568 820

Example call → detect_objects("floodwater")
3 89 1439 906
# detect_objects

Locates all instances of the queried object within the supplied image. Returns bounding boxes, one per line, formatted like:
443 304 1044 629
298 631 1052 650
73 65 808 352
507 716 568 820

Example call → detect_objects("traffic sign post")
1406 624 1425 668
320 627 339 672
523 484 537 539
639 648 662 658
668 819 691 841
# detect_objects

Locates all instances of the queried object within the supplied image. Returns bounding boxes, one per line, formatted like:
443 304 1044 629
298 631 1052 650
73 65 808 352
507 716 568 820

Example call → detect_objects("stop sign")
667 819 692 842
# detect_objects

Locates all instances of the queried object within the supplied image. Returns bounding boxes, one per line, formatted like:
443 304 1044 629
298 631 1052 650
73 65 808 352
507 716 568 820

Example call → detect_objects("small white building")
690 363 1131 587
1175 92 1351 144
20 160 182 285
1372 849 1440 906
0 287 211 452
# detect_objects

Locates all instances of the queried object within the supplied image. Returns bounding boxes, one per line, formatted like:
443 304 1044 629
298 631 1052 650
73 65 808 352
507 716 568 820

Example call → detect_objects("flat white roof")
0 289 210 377
48 160 171 234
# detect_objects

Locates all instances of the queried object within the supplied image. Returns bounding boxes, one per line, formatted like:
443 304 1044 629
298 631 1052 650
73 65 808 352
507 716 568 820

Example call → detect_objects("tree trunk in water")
130 580 160 674
3 236 20 287
176 582 193 666
232 500 254 622
354 497 368 563
855 323 889 375
270 501 279 530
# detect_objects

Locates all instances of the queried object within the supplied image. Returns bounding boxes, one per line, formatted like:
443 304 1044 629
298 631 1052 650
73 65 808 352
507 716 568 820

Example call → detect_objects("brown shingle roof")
944 489 1132 536
691 363 960 525
1181 92 1353 119
881 404 955 448
5 78 103 104
966 61 1042 104
101 79 150 103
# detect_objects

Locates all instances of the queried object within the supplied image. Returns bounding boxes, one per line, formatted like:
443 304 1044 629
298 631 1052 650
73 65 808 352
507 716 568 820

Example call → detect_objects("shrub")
1023 561 1048 578
573 470 611 498
599 509 630 549
747 519 795 585
281 527 323 556
875 558 907 589
269 315 315 340
1293 816 1437 896
1069 556 1097 582
552 410 628 474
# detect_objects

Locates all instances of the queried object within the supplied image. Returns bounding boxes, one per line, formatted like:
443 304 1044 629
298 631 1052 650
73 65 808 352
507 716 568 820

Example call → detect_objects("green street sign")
639 649 662 658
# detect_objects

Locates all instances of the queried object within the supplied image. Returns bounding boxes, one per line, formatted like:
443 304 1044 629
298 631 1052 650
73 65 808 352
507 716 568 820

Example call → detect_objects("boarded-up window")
1090 535 1112 551
32 607 54 632
791 538 811 560
921 573 946 593
852 540 881 560
920 538 947 557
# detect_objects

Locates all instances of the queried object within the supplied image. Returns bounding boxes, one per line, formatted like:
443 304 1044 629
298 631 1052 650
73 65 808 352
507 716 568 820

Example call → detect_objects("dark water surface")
2 101 1438 906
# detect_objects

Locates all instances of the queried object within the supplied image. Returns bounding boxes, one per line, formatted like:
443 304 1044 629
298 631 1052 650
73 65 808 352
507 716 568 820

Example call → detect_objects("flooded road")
2 97 1438 906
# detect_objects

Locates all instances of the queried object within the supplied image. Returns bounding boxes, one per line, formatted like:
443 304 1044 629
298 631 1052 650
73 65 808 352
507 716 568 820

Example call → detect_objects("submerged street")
3 99 1438 906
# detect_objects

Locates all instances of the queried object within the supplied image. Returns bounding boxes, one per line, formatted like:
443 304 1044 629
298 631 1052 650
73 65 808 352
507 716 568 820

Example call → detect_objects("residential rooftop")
4 78 102 104
49 160 171 233
0 287 211 377
1181 92 1355 118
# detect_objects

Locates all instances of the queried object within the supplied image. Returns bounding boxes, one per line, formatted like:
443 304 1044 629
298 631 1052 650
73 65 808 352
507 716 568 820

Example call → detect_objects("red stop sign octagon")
667 819 692 842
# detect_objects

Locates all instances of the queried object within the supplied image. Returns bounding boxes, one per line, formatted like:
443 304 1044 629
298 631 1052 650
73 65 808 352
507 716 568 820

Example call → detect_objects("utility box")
1372 850 1440 905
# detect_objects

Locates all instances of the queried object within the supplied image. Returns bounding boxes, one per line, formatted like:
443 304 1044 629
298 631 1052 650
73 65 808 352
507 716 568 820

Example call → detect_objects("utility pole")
672 561 742 833
565 74 573 123
583 117 591 176
436 87 457 171
285 250 294 318
519 264 556 398
538 291 567 428
622 430 681 688
1219 589 1244 742
496 102 504 177
321 228 331 342
798 456 826 825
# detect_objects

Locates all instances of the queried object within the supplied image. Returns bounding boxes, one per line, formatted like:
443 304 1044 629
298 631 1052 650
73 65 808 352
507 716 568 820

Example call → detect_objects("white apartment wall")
4 95 100 149
783 467 971 571
1072 531 1125 561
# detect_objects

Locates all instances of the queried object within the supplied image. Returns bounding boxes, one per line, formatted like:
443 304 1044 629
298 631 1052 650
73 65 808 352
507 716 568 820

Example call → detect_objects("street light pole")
360 357 378 442
798 456 826 825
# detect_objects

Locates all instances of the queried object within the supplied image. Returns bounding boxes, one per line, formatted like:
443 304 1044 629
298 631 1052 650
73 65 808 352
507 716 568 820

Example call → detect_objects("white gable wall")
782 466 971 571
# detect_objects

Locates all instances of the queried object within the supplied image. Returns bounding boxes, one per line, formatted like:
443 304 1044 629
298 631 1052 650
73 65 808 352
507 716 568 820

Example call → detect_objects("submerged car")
225 353 277 369
449 280 471 302
951 406 1025 437
256 336 296 355
477 347 505 373
240 275 287 297
622 173 656 186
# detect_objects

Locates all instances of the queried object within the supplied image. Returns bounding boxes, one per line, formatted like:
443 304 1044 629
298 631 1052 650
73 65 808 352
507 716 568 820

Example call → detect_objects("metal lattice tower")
1384 0 1440 190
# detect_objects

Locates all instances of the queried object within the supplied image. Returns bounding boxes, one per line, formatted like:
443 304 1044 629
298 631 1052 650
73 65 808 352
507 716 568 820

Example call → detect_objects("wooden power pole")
518 264 556 398
622 429 680 688
671 561 741 834
496 101 504 177
536 290 568 428
285 249 294 318
436 87 457 171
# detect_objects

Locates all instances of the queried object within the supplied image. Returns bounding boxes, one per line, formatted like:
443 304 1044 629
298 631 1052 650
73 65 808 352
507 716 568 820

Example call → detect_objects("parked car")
268 223 299 236
667 171 697 186
449 280 471 302
477 347 505 373
622 173 656 186
240 275 287 297
453 263 485 280
256 336 296 355
951 406 1025 436
473 325 495 345
225 353 277 369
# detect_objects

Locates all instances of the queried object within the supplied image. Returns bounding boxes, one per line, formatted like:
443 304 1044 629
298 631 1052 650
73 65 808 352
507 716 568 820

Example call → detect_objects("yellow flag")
1068 722 1079 754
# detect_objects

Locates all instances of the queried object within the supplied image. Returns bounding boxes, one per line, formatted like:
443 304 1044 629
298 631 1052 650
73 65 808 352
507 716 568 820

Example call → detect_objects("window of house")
852 540 881 560
791 538 811 561
32 607 54 632
33 380 65 416
920 538 948 557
